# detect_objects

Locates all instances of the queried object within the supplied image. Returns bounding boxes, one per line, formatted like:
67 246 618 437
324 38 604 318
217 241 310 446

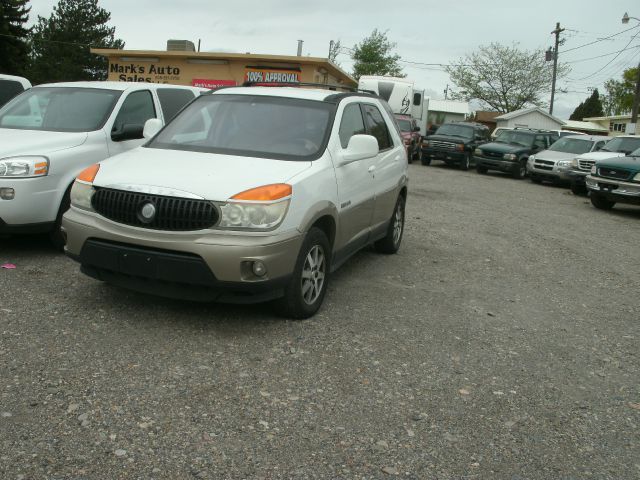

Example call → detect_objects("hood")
93 146 313 201
576 151 625 161
596 155 640 173
532 150 579 162
0 128 88 157
427 134 470 143
478 141 527 154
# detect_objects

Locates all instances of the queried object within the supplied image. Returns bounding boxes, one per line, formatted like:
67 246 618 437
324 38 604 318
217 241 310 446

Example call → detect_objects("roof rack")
242 81 358 92
512 127 555 133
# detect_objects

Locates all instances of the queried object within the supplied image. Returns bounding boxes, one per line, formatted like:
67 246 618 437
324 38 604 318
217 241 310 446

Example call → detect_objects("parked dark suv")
474 128 559 179
421 122 490 170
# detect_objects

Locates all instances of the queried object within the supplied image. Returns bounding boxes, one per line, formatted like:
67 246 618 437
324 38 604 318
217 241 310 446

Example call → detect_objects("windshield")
148 94 334 161
435 124 474 139
548 137 594 155
495 130 534 147
600 136 640 154
396 118 412 132
0 87 121 132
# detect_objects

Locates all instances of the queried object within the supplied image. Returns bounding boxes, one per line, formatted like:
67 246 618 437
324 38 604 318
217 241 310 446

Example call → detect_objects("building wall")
427 111 465 127
101 54 346 88
587 118 640 137
496 111 563 131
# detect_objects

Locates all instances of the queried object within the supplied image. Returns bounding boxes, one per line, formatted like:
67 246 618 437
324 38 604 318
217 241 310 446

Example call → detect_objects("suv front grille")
483 150 503 159
578 159 595 171
428 140 455 150
91 188 219 231
598 167 631 181
533 159 554 171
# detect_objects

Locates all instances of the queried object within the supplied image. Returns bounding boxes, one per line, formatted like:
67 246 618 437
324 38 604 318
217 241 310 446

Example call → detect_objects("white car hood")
0 128 88 157
93 147 312 201
533 150 581 162
576 151 625 161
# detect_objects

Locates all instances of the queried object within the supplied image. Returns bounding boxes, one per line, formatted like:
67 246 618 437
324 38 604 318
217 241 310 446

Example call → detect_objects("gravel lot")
1 164 639 479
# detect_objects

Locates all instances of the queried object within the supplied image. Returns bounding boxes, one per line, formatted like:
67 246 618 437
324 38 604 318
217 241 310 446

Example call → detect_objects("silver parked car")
527 135 610 184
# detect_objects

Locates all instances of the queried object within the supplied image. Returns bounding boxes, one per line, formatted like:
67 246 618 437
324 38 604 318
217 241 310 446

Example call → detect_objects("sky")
29 0 640 120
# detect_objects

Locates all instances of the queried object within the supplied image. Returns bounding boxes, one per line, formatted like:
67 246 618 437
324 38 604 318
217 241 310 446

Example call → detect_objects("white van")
0 81 204 248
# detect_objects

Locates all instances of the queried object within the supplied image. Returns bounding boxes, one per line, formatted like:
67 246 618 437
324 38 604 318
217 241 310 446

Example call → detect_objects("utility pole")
329 40 334 59
443 84 449 100
549 22 564 115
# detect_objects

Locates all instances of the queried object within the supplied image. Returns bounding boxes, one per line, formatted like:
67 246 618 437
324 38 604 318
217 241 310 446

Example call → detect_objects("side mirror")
339 134 379 165
143 118 163 139
112 123 144 142
413 125 420 132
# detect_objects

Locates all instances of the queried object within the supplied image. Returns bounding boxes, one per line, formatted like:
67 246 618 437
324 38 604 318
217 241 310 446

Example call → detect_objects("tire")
49 186 71 251
274 227 330 319
570 183 587 196
460 152 471 171
590 194 615 210
512 160 527 179
375 194 406 254
414 146 423 163
476 165 488 174
421 155 431 166
530 175 542 184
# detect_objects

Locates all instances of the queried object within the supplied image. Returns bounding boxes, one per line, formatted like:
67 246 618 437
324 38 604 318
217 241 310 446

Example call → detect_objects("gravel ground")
1 163 639 479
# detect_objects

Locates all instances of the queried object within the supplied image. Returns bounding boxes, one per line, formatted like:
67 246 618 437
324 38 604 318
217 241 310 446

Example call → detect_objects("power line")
565 44 640 64
572 29 640 81
560 24 640 54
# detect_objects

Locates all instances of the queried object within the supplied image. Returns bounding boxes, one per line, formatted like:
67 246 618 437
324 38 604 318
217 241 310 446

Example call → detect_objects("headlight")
474 148 483 156
0 156 49 177
70 181 95 211
591 165 597 174
529 155 536 162
70 164 100 211
557 160 571 168
633 172 640 182
423 140 429 147
218 183 292 230
455 144 464 152
503 153 517 161
570 158 578 168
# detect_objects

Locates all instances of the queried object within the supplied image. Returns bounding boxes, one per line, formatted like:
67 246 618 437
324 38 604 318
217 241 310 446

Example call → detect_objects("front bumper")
423 147 465 163
63 207 304 303
586 175 640 204
0 176 62 232
474 156 518 173
527 163 573 181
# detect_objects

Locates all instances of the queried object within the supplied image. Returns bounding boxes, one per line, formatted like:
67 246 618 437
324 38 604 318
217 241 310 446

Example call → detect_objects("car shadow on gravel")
0 234 59 255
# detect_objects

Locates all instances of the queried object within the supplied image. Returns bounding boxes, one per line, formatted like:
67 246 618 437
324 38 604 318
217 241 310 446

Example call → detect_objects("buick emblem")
139 202 156 223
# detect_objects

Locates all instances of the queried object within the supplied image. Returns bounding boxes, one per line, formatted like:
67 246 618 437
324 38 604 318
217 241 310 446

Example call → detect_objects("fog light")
0 188 15 200
252 260 267 277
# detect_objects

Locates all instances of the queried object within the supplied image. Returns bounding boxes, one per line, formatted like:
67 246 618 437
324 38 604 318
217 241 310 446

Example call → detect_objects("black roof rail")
241 81 358 92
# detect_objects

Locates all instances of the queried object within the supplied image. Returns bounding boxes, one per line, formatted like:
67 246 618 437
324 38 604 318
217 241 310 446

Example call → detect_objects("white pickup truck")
0 81 204 248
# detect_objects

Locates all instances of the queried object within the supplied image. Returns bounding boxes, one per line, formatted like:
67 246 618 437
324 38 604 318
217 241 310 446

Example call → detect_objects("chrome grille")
534 159 554 171
578 159 595 172
483 150 503 159
598 167 631 181
91 188 218 231
428 140 455 150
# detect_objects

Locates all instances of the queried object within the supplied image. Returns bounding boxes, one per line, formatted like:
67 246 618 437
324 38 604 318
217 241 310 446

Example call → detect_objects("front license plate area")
119 252 157 278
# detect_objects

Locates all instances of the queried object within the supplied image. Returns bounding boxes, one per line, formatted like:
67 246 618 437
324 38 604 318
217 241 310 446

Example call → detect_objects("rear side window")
157 88 195 122
362 104 392 150
113 90 156 133
0 80 25 107
339 103 366 148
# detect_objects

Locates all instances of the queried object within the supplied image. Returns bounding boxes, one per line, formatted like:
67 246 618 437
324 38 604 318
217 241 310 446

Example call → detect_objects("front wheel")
476 165 488 174
590 194 615 210
49 187 71 251
414 146 423 163
530 175 542 184
375 194 405 254
275 227 330 319
421 154 431 166
512 161 527 179
571 183 588 196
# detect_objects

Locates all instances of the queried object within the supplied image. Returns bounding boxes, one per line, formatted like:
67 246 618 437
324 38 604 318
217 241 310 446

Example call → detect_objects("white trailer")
358 76 428 136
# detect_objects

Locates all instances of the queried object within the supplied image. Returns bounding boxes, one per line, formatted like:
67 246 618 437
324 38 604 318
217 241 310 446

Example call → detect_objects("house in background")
427 100 470 129
494 107 564 131
472 111 501 132
582 114 639 136
561 120 609 135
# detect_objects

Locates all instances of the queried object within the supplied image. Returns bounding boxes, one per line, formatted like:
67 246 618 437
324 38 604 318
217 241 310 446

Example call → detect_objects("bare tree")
445 43 569 113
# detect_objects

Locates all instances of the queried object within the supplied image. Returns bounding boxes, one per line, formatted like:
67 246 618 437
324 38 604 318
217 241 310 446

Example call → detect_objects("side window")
0 80 25 106
338 103 366 149
157 88 196 123
413 92 421 106
362 104 392 150
534 135 546 149
594 141 605 151
113 90 156 133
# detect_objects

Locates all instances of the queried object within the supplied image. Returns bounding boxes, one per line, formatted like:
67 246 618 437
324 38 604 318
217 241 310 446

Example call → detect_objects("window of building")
610 122 626 132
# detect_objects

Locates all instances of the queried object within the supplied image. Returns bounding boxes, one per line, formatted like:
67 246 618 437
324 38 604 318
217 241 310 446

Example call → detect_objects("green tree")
28 0 124 84
445 43 569 113
351 29 404 80
570 89 603 120
0 0 31 75
603 67 638 116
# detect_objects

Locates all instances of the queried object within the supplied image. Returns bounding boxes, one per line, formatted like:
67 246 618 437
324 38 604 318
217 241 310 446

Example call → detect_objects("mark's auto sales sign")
244 68 300 84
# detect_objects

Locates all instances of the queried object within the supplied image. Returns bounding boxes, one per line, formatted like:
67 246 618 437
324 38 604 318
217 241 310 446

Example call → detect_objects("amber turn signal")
77 164 100 183
232 184 292 201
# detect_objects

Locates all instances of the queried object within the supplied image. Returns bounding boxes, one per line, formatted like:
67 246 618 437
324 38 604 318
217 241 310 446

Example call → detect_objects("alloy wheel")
301 245 326 305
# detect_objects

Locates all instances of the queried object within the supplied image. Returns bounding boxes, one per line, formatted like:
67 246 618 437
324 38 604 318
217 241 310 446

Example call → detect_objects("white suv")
62 86 409 318
0 81 203 248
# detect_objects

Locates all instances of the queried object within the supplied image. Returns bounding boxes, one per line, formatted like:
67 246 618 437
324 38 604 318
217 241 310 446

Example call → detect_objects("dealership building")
91 40 356 90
